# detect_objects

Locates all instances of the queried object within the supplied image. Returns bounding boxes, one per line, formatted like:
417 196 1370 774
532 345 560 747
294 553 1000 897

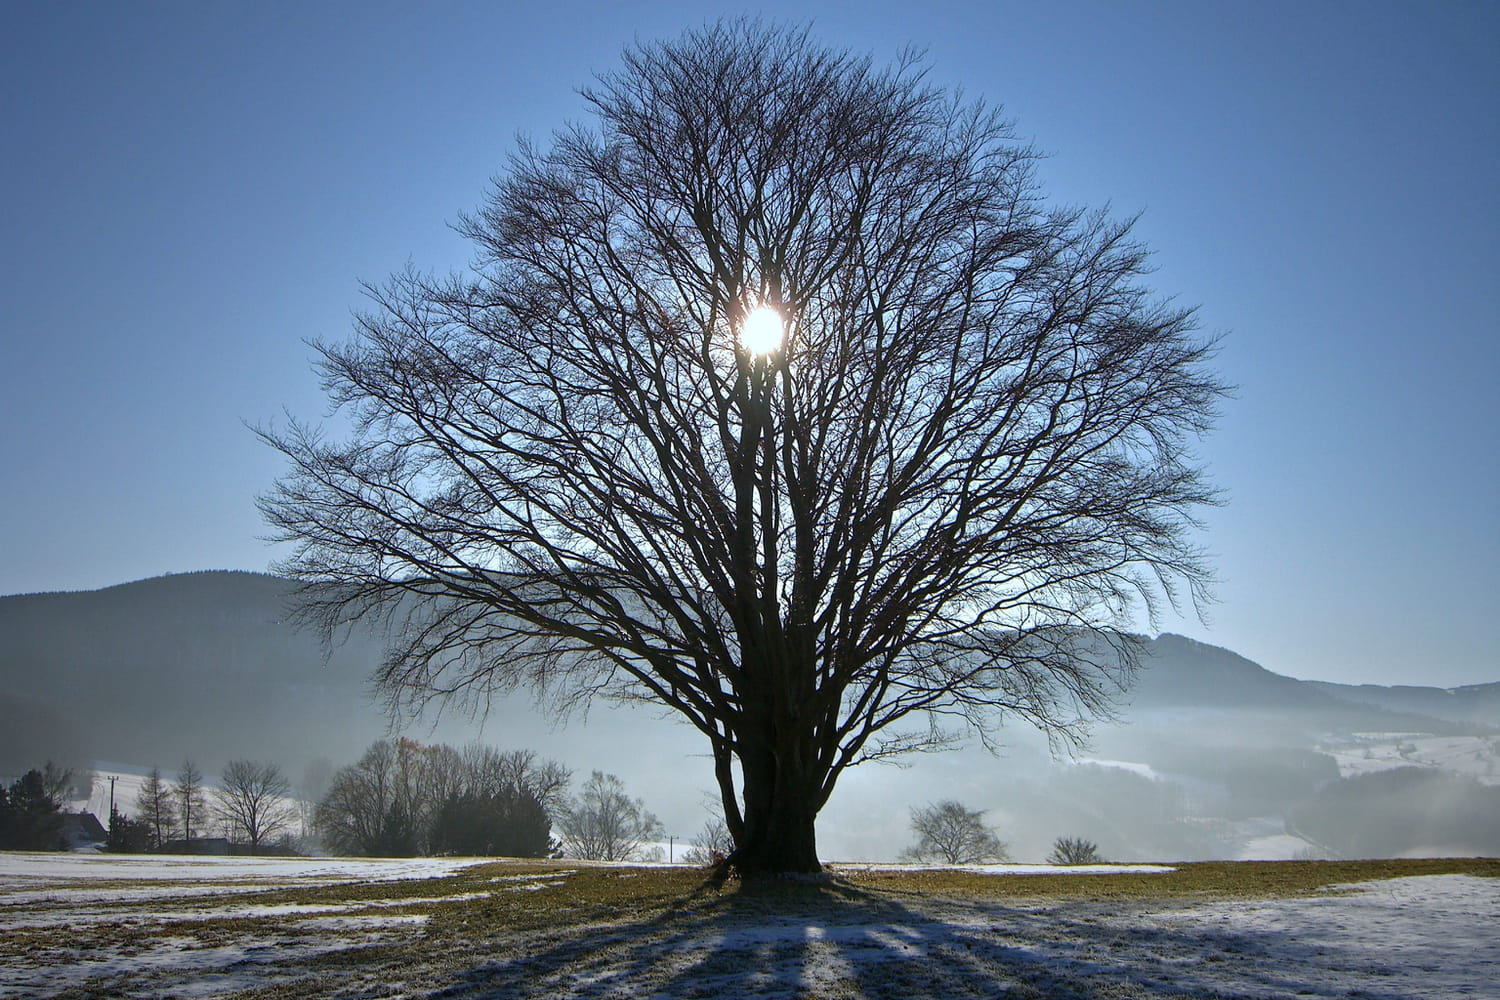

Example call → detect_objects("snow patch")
0 850 479 884
1075 757 1165 781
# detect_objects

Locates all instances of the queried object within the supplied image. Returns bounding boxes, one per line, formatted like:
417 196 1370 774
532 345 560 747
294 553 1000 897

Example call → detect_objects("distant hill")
1131 633 1328 709
0 572 391 775
0 571 700 792
1125 634 1495 735
1304 679 1500 728
2 574 1491 779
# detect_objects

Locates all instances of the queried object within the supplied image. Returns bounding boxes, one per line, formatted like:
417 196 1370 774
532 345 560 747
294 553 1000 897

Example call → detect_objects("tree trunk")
725 732 826 877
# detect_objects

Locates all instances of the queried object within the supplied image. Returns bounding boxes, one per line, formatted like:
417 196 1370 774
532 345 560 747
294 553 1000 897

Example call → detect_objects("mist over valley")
4 572 1495 863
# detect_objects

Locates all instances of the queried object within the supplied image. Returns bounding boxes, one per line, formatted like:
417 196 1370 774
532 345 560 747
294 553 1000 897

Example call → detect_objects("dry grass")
832 856 1500 903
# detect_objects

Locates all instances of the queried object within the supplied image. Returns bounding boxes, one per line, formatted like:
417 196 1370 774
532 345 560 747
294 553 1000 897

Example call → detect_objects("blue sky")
2 1 1495 688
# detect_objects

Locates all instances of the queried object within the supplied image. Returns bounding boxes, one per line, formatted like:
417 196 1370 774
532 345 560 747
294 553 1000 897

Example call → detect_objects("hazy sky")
3 1 1495 688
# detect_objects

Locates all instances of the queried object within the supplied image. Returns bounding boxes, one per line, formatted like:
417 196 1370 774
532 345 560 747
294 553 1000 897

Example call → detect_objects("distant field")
2 852 1494 999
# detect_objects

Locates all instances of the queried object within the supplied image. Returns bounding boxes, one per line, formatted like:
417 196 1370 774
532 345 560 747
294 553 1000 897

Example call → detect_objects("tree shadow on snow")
423 873 1425 1000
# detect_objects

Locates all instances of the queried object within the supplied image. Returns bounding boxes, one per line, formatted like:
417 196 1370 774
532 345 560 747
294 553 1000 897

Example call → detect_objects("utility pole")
108 775 117 818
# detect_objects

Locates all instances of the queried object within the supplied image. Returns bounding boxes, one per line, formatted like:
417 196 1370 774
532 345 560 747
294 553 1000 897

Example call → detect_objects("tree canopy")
262 19 1221 874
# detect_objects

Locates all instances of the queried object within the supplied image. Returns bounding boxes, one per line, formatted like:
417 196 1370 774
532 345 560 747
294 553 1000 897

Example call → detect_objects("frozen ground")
433 872 1497 1000
1 852 1495 999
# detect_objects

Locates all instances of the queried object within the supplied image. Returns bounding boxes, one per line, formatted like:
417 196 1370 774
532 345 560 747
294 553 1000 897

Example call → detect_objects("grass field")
3 853 1495 998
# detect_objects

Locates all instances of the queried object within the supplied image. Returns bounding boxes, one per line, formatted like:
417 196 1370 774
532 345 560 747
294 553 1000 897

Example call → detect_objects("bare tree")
415 740 467 828
39 761 79 805
558 771 663 862
175 759 205 845
902 800 1008 865
134 766 178 850
318 737 448 855
316 742 396 856
261 20 1221 875
315 739 568 857
1047 836 1104 865
461 745 570 818
214 760 296 851
682 815 735 867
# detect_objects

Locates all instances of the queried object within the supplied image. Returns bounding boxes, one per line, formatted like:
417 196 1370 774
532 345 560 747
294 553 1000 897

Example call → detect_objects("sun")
739 305 784 355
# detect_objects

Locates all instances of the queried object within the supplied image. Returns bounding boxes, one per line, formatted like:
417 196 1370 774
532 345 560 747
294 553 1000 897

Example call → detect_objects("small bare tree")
682 815 735 866
175 759 206 845
262 19 1222 876
134 766 177 850
558 771 663 862
39 761 79 804
1047 836 1104 865
902 800 1008 865
214 760 295 851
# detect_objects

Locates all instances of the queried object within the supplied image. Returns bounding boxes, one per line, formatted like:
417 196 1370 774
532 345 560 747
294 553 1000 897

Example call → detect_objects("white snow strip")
488 870 577 883
1075 757 1165 780
833 861 1175 875
0 851 479 883
505 880 568 892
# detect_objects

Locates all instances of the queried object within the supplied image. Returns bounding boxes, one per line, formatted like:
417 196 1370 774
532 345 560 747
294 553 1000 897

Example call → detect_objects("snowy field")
1 851 1495 999
1324 733 1500 784
1 852 474 883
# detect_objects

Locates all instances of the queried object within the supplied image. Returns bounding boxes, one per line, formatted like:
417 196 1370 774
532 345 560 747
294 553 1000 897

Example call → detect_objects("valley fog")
4 573 1497 863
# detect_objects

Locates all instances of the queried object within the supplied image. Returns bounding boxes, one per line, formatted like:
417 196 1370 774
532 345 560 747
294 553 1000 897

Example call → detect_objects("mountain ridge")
3 572 1492 779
